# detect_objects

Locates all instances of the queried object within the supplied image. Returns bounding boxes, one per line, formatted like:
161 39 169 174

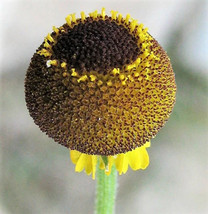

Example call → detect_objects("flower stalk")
95 163 117 214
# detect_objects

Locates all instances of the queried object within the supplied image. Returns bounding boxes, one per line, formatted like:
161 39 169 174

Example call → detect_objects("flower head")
25 8 176 178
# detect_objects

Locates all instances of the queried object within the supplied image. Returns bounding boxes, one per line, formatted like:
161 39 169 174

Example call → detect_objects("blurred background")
1 0 208 213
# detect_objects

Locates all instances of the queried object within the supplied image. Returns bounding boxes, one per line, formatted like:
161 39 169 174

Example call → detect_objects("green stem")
95 164 117 214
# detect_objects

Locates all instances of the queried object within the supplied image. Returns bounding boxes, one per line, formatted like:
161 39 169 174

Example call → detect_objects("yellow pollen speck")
71 69 78 76
107 81 113 86
61 62 67 68
135 58 141 65
145 68 150 74
134 72 140 77
127 75 134 82
118 14 122 22
59 26 65 33
148 52 155 60
127 64 135 70
71 13 76 23
63 72 68 77
139 34 145 42
90 74 97 81
80 12 86 21
78 75 88 83
155 56 160 61
53 26 59 34
138 76 143 81
144 62 151 67
122 80 126 85
136 28 141 35
50 60 58 66
119 74 125 80
138 23 144 30
125 14 130 24
146 75 151 81
37 49 51 57
65 14 72 26
112 68 120 75
46 34 54 43
101 8 106 19
111 10 118 20
43 40 51 48
130 19 138 32
142 50 149 58
142 43 148 50
97 80 103 86
89 10 98 19
144 27 148 33
94 10 98 18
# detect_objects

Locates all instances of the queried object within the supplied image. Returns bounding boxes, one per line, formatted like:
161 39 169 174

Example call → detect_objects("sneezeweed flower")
25 8 176 179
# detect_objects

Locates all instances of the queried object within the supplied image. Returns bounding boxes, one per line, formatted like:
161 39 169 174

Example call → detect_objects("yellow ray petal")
70 150 81 164
85 155 93 175
127 148 142 170
75 154 86 172
91 156 97 179
138 147 149 169
127 146 149 170
115 154 128 175
122 155 129 174
70 140 150 178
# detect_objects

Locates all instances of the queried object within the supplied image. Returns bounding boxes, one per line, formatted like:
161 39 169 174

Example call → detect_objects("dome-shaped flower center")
52 18 140 72
25 10 176 156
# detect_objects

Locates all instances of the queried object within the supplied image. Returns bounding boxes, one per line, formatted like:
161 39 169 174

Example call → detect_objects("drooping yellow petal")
71 150 97 179
115 154 123 174
75 154 87 172
91 156 97 179
127 148 142 170
85 155 93 175
115 154 128 175
70 142 150 178
122 155 129 174
70 150 81 164
137 147 149 169
127 142 150 170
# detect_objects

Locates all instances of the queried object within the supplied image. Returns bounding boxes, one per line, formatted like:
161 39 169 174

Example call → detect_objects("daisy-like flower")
25 8 176 179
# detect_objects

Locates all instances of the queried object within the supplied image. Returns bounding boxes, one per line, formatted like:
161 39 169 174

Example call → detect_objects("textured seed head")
25 10 176 155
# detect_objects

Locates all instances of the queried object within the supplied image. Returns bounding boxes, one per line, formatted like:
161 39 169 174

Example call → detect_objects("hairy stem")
95 164 117 214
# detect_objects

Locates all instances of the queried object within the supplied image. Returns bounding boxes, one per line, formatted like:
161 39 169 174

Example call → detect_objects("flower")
70 141 150 179
25 8 176 179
